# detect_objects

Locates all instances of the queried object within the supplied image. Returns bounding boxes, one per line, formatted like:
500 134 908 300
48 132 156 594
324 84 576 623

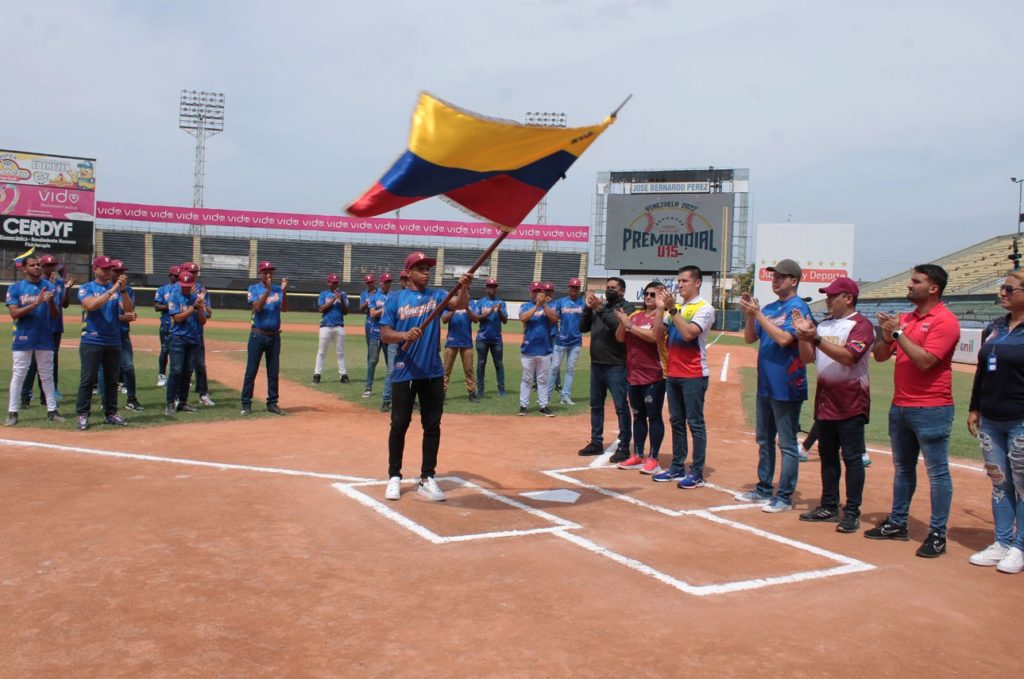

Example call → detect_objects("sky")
7 0 1023 281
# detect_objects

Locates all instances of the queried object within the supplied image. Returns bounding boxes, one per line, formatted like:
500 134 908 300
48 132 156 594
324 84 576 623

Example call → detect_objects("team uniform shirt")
625 309 668 385
48 277 66 335
166 288 204 344
361 289 386 340
247 283 284 332
476 297 507 345
319 289 347 327
191 281 212 335
78 281 123 346
155 282 176 331
445 302 475 349
666 297 716 379
754 296 811 401
519 302 554 356
812 312 874 420
381 287 449 382
118 285 136 336
553 296 585 347
970 315 1024 421
886 302 960 407
6 279 57 351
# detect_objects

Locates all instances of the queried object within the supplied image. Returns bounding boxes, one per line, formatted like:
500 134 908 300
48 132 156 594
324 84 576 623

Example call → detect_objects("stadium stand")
100 231 145 272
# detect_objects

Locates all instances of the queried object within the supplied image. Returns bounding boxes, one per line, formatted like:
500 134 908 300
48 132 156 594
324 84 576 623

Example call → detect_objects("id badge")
988 354 998 372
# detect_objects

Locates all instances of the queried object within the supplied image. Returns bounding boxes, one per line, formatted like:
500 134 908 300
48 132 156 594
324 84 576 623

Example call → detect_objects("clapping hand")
791 309 816 341
585 290 601 310
738 293 760 317
281 277 289 291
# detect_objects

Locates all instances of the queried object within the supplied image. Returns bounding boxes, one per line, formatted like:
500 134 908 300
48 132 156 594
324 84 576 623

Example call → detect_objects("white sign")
630 182 711 194
753 224 855 305
953 328 983 365
202 253 249 271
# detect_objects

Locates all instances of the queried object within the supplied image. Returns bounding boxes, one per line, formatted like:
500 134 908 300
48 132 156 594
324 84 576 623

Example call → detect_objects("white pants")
519 354 552 408
9 350 57 413
315 326 347 376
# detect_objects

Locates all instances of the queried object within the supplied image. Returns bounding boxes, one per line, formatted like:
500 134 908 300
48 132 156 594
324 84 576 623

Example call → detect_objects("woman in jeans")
967 271 1024 573
613 282 668 475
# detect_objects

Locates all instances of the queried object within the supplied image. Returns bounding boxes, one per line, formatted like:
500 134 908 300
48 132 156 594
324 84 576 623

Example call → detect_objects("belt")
250 327 281 336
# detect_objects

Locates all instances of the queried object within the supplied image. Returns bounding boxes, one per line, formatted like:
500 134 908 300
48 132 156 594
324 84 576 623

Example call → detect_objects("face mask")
605 289 621 303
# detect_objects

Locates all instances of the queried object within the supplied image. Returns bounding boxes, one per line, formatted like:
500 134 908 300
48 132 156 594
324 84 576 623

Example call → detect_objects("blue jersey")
248 283 284 332
360 289 381 336
78 281 123 346
48 277 66 334
475 297 507 345
155 282 175 330
381 287 448 382
553 296 584 347
520 302 554 356
6 279 57 351
167 288 203 344
119 285 136 336
444 302 475 349
319 289 347 327
754 296 811 402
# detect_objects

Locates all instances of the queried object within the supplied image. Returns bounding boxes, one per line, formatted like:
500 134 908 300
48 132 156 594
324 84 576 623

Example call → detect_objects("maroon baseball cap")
542 282 555 292
485 278 498 287
258 260 275 272
568 278 581 287
380 272 393 283
403 251 437 270
40 254 58 266
326 273 340 283
179 271 196 289
363 273 376 283
399 269 410 280
168 265 181 276
92 255 114 269
819 276 859 296
530 281 543 292
111 259 126 272
181 261 199 272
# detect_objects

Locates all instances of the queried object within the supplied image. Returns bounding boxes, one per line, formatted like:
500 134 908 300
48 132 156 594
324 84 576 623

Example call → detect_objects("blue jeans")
548 344 581 401
590 363 630 447
628 380 666 458
193 336 209 396
476 340 506 396
978 417 1024 549
167 336 199 405
755 396 803 502
889 405 954 535
158 325 170 375
817 416 867 516
241 331 281 408
382 343 397 404
365 335 385 391
666 376 708 475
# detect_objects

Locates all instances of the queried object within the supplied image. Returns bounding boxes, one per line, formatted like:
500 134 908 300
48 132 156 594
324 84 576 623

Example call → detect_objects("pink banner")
96 201 589 243
0 184 95 220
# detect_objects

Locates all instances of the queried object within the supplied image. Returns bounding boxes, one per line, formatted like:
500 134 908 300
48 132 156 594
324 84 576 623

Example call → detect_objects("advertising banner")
0 183 95 220
605 193 732 272
0 151 96 191
96 201 589 242
753 223 855 305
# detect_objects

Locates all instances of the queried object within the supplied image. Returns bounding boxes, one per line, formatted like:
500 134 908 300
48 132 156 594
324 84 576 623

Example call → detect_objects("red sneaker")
616 454 644 470
640 458 663 475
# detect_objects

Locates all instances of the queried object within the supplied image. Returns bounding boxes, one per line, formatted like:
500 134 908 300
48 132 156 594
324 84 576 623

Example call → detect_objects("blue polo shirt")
319 289 347 327
381 287 448 382
119 285 136 336
520 302 554 357
754 296 811 402
553 296 584 347
49 278 66 335
476 296 507 345
6 279 57 351
248 283 284 332
167 288 203 344
155 282 176 330
445 302 475 349
78 281 123 346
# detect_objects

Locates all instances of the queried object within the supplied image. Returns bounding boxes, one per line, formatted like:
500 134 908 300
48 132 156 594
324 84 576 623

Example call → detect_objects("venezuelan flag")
346 92 614 230
12 246 35 268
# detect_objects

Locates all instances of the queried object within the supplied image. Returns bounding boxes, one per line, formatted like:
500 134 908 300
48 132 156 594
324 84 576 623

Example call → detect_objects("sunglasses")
1000 285 1024 295
643 291 659 298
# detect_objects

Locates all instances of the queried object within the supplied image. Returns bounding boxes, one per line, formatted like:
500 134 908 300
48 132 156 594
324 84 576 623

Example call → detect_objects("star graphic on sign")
840 261 847 266
829 261 835 266
818 261 824 266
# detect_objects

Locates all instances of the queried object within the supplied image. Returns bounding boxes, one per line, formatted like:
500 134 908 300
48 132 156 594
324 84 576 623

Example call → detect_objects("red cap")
363 274 376 283
542 282 555 292
485 278 498 287
179 271 196 288
399 269 410 280
568 278 581 287
168 265 181 276
181 261 199 272
258 260 275 272
530 281 543 292
380 272 393 283
92 255 114 269
326 273 339 283
40 254 58 266
819 276 859 296
403 251 437 270
111 259 126 272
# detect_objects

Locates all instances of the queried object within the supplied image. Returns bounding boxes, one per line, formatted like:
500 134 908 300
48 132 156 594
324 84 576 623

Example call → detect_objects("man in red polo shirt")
866 264 960 558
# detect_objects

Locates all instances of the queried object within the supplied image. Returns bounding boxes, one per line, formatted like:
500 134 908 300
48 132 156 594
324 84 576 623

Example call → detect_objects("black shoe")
864 518 909 541
518 407 528 416
539 406 555 417
19 397 30 409
380 402 391 413
577 441 604 456
125 398 145 412
267 404 285 415
836 513 861 534
799 506 839 523
4 411 17 426
105 413 128 426
165 403 176 416
240 408 251 416
340 374 350 384
312 374 321 384
915 531 947 558
468 393 480 403
608 445 630 464
176 403 197 413
46 410 65 423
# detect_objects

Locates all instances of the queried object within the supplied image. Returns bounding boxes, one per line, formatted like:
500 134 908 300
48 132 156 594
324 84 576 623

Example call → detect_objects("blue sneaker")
677 473 705 489
652 468 686 483
734 490 772 503
762 497 793 513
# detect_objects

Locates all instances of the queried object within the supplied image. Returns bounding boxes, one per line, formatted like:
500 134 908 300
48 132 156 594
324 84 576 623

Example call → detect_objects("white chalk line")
0 438 373 483
587 436 621 467
720 352 731 382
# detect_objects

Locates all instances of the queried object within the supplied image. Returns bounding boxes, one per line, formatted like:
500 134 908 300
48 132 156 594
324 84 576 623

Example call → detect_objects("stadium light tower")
179 90 225 235
1013 177 1024 236
525 111 567 226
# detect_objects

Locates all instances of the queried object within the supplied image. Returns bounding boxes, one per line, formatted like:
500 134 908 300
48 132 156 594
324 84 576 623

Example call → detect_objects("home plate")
519 489 581 503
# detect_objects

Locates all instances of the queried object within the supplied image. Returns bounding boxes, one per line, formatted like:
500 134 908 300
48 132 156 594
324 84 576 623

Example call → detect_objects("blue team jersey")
445 301 475 348
381 287 448 382
78 281 123 346
248 283 284 331
754 296 811 402
553 296 584 347
155 282 175 330
476 297 507 345
189 282 212 335
118 285 136 335
167 288 203 344
6 279 57 351
520 302 554 356
319 289 347 327
48 278 66 334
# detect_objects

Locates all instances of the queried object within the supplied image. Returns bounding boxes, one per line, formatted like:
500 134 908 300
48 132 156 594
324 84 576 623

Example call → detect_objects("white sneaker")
969 542 1009 567
199 394 216 407
762 497 793 513
734 490 771 504
560 396 576 406
996 546 1024 574
384 476 402 501
417 476 446 502
862 453 872 467
157 374 167 387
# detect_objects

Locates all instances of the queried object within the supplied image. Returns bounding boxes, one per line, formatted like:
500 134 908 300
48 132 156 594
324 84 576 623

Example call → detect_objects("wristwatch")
668 307 678 316
813 337 822 347
890 329 902 341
